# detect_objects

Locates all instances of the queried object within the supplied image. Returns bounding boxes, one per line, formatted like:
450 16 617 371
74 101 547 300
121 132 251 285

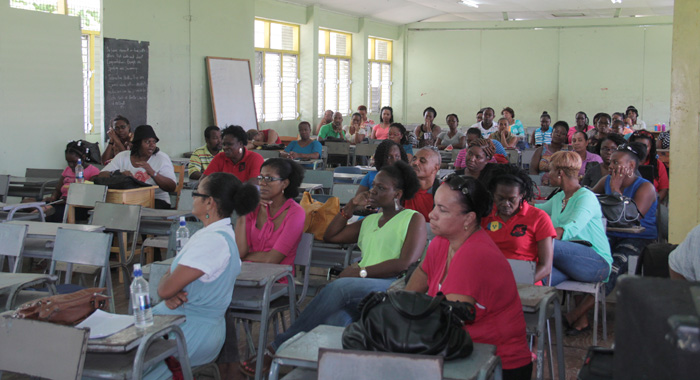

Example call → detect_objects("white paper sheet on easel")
76 309 135 339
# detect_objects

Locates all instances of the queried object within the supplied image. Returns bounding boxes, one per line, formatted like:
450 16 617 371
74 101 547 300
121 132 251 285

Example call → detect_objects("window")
318 29 351 116
253 19 299 122
11 0 101 134
368 37 392 115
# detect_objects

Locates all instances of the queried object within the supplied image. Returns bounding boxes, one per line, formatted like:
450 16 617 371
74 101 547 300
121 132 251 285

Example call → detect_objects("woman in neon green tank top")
240 161 427 378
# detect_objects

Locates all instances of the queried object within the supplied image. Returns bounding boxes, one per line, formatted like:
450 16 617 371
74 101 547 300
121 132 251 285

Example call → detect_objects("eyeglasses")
257 175 284 183
441 173 474 212
192 192 211 198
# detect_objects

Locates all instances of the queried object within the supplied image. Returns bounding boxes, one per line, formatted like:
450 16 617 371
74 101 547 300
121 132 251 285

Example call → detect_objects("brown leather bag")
300 192 340 240
13 288 110 325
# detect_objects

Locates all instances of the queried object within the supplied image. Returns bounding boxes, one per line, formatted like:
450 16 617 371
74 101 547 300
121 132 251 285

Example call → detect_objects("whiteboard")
206 57 259 131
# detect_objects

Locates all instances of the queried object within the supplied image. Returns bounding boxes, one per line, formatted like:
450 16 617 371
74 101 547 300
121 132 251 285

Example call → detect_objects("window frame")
367 37 392 115
254 18 300 122
318 28 352 117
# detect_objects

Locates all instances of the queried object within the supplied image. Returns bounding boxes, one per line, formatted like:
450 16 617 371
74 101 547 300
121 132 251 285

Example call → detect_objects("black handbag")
92 171 151 189
342 291 475 360
597 193 642 228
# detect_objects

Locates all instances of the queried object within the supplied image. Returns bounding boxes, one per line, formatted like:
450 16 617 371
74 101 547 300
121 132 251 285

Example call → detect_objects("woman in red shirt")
629 130 669 202
406 174 532 380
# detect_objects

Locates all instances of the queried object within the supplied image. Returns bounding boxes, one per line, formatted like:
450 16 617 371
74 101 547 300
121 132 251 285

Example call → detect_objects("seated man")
317 112 346 143
669 224 700 281
247 128 281 149
406 147 440 222
188 126 222 180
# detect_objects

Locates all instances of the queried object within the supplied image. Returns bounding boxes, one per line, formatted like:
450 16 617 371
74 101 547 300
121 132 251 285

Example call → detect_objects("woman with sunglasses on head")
240 160 427 378
482 165 555 284
405 174 532 380
145 173 259 380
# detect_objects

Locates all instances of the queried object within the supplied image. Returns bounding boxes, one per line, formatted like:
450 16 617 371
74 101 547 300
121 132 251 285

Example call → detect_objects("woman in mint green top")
535 151 611 288
240 161 427 378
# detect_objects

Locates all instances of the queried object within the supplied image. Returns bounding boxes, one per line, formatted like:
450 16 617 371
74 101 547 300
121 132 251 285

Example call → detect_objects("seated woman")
529 111 552 147
99 125 177 209
454 138 495 181
44 141 101 222
102 115 133 164
529 121 569 185
629 130 668 202
236 158 305 268
405 174 532 379
247 128 281 149
144 172 258 380
414 106 441 148
586 113 612 152
535 151 612 336
204 125 264 185
281 121 322 162
571 131 603 179
568 111 594 143
356 139 408 194
436 113 466 150
581 134 627 187
387 122 414 159
240 161 427 377
371 106 393 140
502 107 526 148
481 165 555 284
343 112 367 144
490 117 519 149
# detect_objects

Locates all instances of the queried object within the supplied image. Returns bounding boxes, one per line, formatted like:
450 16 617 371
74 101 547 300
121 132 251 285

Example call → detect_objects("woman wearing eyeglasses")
239 160 427 378
102 115 133 164
236 158 305 269
203 125 264 185
405 174 532 380
145 172 258 380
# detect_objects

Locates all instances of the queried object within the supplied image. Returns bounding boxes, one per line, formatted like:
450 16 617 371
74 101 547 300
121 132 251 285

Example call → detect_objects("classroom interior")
1 0 700 378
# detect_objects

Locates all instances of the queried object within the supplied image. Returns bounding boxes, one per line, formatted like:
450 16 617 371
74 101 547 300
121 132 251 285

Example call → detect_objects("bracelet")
339 207 352 220
151 169 159 178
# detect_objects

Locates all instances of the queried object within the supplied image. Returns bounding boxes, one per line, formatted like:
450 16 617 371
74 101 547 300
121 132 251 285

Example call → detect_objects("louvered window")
318 29 352 116
367 37 392 115
254 19 300 122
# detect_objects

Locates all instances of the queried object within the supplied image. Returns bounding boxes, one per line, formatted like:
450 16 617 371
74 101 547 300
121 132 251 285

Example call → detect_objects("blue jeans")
550 240 611 286
271 277 395 350
604 237 652 295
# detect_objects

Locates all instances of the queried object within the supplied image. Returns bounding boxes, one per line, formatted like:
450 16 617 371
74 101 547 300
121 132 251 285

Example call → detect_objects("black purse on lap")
342 291 475 360
597 193 642 228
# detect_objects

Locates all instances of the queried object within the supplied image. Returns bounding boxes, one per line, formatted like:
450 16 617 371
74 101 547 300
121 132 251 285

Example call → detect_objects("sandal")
239 348 274 378
565 324 592 336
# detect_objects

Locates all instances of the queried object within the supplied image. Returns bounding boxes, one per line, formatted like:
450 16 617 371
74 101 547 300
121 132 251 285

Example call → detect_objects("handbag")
12 288 110 325
299 192 340 240
597 193 642 228
93 171 151 189
342 291 475 360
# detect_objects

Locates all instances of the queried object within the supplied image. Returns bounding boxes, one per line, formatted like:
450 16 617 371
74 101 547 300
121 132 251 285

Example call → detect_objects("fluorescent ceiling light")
459 1 479 8
611 0 622 3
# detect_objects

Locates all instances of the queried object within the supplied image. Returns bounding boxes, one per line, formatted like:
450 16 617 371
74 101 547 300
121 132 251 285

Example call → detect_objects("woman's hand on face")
107 128 117 141
164 291 188 310
609 165 628 192
260 198 274 208
350 191 370 209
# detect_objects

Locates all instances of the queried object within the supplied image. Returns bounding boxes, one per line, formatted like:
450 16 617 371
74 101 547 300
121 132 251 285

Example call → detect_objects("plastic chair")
257 150 281 160
0 222 28 273
63 183 108 223
353 143 378 166
317 348 442 380
521 149 538 170
0 317 90 379
555 280 607 346
332 183 359 205
302 169 334 194
325 142 351 167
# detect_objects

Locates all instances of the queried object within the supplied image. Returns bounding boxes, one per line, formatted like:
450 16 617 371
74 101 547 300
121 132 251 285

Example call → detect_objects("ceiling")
278 0 674 25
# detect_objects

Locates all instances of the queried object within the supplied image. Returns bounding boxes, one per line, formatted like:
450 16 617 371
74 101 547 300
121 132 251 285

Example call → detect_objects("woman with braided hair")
454 138 496 180
481 164 556 284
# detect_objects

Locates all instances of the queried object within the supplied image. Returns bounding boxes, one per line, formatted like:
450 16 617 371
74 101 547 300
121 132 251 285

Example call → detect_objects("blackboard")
206 57 258 132
103 38 149 138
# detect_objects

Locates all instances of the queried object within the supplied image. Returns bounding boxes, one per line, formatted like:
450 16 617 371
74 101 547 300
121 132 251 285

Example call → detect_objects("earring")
394 198 401 211
205 213 210 219
239 148 243 154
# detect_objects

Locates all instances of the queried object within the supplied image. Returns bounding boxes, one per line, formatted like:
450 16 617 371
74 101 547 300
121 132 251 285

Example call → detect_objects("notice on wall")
103 37 149 138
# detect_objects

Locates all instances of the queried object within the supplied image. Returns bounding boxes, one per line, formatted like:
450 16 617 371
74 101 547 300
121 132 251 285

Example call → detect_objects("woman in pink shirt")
567 111 594 143
235 158 306 271
372 106 393 140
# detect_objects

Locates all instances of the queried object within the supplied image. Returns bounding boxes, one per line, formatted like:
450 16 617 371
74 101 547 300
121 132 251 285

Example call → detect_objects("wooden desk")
106 186 158 208
269 325 501 380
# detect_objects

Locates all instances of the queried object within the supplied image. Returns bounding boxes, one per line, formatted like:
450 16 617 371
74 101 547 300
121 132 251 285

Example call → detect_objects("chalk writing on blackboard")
103 38 149 138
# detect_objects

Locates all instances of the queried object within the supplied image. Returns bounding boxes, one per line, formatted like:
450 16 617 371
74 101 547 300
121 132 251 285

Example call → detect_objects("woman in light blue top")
281 121 323 161
535 151 612 287
144 172 259 380
502 106 525 140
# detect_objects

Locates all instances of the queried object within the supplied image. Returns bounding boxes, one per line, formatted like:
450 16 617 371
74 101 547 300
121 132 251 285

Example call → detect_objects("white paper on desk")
76 309 134 339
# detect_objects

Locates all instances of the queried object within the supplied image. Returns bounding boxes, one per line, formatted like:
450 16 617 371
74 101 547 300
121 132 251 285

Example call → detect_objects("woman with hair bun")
406 174 532 379
240 160 427 377
145 172 259 380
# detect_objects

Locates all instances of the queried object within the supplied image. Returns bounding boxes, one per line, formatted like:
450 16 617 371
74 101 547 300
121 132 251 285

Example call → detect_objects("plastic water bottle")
175 216 189 255
75 159 84 183
131 264 154 328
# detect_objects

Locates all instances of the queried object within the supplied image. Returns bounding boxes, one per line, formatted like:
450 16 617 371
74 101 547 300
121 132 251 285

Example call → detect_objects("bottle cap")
77 159 82 165
133 263 142 277
179 216 186 226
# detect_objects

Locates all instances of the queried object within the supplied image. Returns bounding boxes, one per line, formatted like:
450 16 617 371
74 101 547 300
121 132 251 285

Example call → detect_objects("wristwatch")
359 267 368 278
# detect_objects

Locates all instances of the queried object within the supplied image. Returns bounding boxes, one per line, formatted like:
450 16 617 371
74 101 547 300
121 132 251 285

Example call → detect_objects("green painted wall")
404 17 672 128
0 6 83 175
